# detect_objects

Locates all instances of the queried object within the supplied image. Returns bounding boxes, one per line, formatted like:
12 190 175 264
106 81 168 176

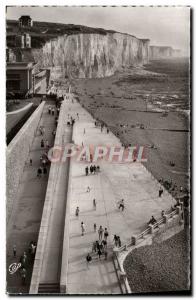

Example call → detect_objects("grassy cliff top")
6 19 138 48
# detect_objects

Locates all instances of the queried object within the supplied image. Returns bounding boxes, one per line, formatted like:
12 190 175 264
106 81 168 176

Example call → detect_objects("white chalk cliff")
32 33 150 78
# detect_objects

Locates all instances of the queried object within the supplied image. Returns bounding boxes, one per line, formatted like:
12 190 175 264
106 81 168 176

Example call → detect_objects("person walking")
90 165 93 175
81 222 85 236
86 253 92 268
85 166 89 176
86 186 90 193
117 236 121 247
102 239 107 250
29 158 32 166
31 243 37 259
37 167 42 178
97 248 102 260
41 139 44 148
94 223 97 232
39 126 43 136
98 226 103 240
104 228 109 240
20 252 27 268
118 199 125 211
93 165 96 174
92 241 97 253
93 199 96 210
21 268 27 285
13 245 16 257
40 155 43 164
42 158 47 167
113 234 118 247
28 241 34 254
75 207 79 217
96 240 100 251
159 188 163 197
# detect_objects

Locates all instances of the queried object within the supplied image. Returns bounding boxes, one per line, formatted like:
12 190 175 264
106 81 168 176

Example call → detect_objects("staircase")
38 283 60 294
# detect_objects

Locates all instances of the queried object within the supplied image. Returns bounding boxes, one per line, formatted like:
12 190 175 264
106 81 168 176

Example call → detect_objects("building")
15 33 31 48
6 62 50 97
19 15 33 27
23 33 31 48
6 62 34 96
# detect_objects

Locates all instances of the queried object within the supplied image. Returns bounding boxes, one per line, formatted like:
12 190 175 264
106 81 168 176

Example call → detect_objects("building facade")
6 62 50 96
6 62 34 96
15 33 31 49
19 15 33 27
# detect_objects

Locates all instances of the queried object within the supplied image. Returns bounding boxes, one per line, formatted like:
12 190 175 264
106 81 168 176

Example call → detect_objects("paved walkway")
65 95 176 294
6 102 57 294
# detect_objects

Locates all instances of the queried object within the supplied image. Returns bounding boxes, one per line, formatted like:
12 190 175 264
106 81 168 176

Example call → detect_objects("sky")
6 6 190 55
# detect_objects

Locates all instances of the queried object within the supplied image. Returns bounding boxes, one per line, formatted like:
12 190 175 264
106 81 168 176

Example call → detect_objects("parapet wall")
6 101 45 224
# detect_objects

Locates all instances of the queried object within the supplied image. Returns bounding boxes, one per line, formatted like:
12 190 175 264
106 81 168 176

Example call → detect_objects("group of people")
67 114 76 126
37 104 59 178
85 227 110 266
12 241 37 286
41 138 50 149
94 120 110 134
147 215 158 226
113 234 122 247
37 151 49 178
85 165 100 176
48 106 56 116
147 210 166 228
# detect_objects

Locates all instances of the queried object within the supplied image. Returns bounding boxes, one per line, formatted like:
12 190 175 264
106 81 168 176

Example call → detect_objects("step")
38 283 60 294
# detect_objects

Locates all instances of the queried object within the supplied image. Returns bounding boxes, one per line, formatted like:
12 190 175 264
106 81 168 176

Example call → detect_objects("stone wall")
6 101 45 224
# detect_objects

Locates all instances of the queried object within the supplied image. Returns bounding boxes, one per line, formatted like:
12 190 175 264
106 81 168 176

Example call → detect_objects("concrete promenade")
63 95 176 294
7 102 57 294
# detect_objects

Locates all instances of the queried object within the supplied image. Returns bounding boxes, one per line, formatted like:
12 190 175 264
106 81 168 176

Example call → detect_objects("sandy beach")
71 58 190 198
